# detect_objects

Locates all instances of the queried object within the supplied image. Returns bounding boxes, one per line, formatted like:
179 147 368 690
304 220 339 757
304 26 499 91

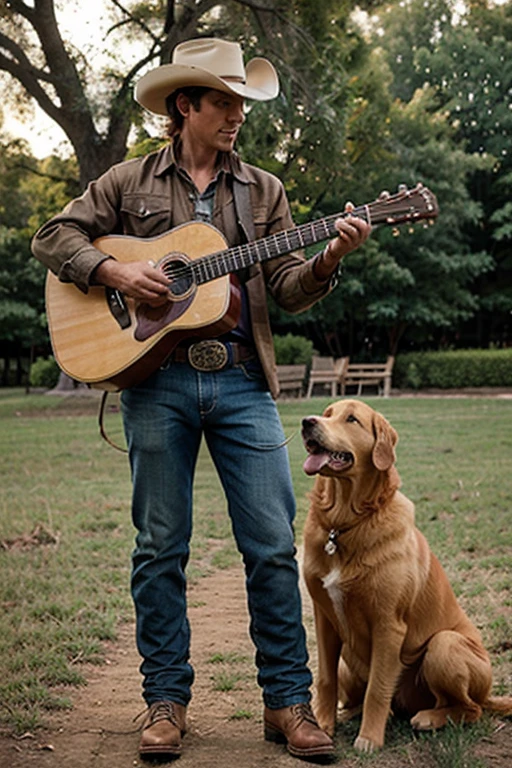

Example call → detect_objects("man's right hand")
94 258 172 306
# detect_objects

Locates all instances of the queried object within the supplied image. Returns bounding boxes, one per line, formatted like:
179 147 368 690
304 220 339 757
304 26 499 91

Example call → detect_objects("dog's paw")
354 735 380 753
411 709 448 731
316 714 335 737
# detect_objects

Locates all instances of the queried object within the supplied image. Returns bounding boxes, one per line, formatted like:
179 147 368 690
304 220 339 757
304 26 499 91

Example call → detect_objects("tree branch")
107 0 161 45
0 49 63 125
0 30 57 86
4 0 36 24
164 0 174 34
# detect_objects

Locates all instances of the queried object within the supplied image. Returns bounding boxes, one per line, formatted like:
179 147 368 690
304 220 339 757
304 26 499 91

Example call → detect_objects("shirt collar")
153 138 253 185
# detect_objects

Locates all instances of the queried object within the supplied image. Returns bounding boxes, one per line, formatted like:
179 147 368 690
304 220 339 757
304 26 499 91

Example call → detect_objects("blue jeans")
121 360 312 709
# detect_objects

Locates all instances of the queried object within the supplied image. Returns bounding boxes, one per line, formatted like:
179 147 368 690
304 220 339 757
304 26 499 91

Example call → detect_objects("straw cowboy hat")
135 38 279 116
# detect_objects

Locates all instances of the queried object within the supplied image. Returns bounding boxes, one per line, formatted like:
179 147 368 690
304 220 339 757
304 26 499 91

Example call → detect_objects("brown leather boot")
139 701 187 758
264 702 335 762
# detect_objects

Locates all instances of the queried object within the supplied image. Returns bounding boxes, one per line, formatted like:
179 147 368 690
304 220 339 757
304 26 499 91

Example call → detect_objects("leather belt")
170 340 256 372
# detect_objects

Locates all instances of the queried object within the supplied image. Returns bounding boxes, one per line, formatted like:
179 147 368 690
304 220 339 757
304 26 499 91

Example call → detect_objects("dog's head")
302 399 398 480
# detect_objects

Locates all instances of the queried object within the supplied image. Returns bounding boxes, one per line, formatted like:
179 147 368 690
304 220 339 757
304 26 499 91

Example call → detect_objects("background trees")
378 0 512 349
0 0 510 382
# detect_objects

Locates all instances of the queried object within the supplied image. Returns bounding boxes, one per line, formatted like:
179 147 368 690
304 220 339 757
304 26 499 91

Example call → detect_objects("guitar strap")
232 176 256 244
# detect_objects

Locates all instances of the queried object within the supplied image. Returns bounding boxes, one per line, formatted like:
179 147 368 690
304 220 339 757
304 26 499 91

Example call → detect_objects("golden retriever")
301 399 512 752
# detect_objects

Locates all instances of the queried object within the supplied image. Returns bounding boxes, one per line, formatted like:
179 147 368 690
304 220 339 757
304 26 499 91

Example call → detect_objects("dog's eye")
346 414 359 423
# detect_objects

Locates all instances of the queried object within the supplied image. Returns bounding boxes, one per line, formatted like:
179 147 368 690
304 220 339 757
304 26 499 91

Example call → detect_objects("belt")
170 340 256 372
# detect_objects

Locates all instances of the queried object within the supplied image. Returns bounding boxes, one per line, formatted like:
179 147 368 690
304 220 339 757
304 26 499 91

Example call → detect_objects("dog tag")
324 539 337 556
324 529 339 556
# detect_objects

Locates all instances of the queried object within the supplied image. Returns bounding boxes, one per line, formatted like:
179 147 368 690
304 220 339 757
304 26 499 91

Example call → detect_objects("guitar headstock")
362 183 439 227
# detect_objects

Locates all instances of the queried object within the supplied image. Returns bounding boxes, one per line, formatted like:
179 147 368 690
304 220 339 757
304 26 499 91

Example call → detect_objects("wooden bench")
340 356 395 398
276 364 307 397
305 356 349 398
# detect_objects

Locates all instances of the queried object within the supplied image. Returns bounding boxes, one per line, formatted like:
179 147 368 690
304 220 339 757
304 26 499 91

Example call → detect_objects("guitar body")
46 222 240 390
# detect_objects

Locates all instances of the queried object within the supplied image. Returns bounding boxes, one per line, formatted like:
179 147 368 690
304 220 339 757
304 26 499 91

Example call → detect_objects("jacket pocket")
120 193 171 237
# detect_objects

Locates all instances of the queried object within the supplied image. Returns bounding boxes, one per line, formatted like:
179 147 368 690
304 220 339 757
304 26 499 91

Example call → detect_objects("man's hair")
165 86 211 137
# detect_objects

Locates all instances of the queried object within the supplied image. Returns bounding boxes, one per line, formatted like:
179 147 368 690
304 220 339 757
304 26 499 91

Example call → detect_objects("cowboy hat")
135 38 279 116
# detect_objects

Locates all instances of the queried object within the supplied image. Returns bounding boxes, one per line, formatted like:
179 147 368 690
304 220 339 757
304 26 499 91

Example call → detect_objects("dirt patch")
1 564 510 768
1 524 60 551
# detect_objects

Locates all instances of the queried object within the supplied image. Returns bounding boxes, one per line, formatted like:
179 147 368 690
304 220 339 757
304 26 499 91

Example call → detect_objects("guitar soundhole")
159 253 195 299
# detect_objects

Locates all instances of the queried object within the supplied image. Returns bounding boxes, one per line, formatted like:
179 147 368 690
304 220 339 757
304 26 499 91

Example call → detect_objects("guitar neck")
191 210 352 285
186 183 438 285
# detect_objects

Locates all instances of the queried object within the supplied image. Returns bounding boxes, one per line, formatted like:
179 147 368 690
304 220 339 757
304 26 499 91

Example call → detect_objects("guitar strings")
158 189 433 285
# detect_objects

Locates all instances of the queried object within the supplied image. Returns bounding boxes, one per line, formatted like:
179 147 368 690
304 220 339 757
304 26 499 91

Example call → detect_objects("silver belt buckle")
188 340 229 372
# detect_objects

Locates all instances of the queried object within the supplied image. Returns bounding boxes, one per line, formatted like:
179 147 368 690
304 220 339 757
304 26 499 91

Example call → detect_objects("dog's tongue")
303 451 331 476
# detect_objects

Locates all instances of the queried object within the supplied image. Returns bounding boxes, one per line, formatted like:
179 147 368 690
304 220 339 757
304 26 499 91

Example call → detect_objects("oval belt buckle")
187 340 229 372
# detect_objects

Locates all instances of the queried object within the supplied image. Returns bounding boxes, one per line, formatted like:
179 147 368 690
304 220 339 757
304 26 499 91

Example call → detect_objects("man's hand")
94 258 172 306
314 204 372 282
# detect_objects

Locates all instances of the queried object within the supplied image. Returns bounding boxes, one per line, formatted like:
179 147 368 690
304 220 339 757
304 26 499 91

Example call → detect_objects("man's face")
180 89 246 153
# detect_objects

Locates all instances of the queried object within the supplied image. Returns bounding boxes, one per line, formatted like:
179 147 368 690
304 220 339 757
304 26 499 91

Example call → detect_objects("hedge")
273 333 315 365
394 349 512 390
29 356 60 389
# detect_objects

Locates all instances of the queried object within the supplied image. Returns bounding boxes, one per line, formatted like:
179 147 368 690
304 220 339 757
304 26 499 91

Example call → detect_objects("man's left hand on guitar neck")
313 207 371 283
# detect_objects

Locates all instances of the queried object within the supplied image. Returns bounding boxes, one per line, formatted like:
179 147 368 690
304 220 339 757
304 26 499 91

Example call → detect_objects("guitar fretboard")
163 183 438 286
190 211 354 285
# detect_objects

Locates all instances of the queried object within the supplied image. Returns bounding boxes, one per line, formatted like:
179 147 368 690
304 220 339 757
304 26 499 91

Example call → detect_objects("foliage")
273 333 314 365
0 227 47 344
29 356 60 389
376 0 512 348
0 141 77 379
394 348 512 389
270 63 494 357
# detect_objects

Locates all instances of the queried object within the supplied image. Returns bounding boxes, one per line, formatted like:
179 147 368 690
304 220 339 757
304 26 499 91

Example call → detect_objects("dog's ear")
372 412 398 471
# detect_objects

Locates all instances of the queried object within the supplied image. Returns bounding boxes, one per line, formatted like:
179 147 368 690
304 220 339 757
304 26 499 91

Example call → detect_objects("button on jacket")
32 142 335 398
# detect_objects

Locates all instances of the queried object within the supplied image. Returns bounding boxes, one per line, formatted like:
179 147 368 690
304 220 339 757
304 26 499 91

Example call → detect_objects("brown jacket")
32 143 335 397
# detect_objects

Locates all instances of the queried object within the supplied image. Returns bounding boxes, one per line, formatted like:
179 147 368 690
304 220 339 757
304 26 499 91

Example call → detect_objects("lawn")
0 389 511 740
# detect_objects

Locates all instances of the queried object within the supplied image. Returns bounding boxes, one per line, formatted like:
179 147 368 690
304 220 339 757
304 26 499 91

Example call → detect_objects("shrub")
273 333 315 365
29 357 60 389
394 349 512 389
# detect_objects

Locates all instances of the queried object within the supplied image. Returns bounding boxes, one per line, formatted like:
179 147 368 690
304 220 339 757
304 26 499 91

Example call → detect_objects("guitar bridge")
106 288 131 329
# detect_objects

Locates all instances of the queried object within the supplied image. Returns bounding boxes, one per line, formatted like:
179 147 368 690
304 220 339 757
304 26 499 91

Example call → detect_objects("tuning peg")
378 190 391 200
398 184 408 192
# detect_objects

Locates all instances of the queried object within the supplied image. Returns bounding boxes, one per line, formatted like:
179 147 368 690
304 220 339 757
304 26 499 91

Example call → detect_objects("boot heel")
264 723 286 744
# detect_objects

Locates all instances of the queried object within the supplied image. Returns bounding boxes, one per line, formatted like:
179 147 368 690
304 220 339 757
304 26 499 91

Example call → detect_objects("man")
32 38 371 762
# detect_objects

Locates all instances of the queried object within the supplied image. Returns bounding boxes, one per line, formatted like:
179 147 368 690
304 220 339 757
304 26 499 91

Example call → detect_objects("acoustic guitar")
45 183 438 390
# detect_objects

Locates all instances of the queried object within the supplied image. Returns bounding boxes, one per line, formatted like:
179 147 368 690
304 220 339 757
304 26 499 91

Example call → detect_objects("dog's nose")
302 416 318 432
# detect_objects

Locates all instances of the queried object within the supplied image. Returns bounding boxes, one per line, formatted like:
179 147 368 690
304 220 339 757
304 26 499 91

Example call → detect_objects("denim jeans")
121 360 312 709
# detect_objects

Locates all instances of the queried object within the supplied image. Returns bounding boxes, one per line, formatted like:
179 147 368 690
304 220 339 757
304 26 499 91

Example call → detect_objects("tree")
377 0 512 347
0 134 81 383
267 27 494 357
0 0 349 188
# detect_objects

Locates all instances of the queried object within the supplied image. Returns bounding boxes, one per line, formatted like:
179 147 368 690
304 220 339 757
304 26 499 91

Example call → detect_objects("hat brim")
135 58 279 116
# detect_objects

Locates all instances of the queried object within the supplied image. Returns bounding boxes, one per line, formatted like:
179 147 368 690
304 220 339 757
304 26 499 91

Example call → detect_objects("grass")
0 389 511 766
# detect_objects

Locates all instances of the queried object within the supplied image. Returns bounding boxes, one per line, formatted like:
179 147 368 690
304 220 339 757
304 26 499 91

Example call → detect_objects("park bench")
340 356 395 398
305 356 349 398
276 364 308 397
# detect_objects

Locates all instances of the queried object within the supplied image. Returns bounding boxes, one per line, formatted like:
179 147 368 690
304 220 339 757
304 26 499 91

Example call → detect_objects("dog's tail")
483 696 512 716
